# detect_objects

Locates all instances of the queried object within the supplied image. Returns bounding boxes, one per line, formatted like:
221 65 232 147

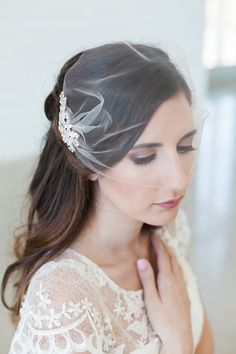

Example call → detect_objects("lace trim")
67 248 144 296
21 260 145 329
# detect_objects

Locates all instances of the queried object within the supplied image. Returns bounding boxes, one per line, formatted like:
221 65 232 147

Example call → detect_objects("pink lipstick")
154 197 183 209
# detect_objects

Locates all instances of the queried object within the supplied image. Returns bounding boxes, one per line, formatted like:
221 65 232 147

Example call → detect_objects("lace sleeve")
158 207 192 260
173 207 192 258
8 260 112 354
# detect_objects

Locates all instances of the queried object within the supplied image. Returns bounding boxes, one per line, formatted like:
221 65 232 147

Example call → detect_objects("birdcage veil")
58 40 209 196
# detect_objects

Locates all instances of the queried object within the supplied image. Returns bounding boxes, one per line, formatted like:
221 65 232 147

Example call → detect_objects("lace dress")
8 207 204 354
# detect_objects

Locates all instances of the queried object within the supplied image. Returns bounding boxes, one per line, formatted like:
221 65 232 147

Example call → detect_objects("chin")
149 205 179 226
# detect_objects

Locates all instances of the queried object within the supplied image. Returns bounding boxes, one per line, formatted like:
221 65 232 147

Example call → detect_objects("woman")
1 41 214 353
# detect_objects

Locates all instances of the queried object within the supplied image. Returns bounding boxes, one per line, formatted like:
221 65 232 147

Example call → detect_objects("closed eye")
132 154 156 165
177 145 198 153
132 146 197 165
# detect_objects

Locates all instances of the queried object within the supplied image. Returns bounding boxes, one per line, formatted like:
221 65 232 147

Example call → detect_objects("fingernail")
137 259 146 271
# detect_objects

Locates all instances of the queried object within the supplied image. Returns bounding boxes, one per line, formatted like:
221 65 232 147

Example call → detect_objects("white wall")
0 0 207 162
0 0 207 352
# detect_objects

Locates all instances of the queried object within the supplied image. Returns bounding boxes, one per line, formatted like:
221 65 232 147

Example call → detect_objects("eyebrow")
131 129 197 150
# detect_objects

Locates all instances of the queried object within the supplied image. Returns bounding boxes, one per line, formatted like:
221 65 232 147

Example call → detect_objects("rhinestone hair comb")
58 91 80 153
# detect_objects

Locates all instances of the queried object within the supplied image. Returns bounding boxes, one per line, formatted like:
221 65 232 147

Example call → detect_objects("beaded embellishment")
58 91 80 153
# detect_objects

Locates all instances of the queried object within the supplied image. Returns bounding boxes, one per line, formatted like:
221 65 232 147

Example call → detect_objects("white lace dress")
8 207 204 354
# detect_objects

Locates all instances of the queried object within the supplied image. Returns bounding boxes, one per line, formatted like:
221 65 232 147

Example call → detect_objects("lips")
157 197 182 204
154 196 183 209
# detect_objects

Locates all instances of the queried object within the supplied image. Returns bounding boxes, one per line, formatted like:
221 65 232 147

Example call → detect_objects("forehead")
134 92 194 145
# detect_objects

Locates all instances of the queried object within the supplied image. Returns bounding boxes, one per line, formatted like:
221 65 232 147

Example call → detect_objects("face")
92 92 197 226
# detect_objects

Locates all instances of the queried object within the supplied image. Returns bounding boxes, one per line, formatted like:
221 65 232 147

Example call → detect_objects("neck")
71 205 153 266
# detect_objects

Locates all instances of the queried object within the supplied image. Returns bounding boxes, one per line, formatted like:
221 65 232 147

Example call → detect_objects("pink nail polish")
137 259 146 270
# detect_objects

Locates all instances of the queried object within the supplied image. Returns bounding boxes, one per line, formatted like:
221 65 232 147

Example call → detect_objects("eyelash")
133 146 197 165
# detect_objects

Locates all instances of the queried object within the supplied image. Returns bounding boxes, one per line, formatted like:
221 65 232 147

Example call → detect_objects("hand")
136 235 194 354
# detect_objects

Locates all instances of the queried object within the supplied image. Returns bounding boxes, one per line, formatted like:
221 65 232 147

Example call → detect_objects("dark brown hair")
1 41 192 325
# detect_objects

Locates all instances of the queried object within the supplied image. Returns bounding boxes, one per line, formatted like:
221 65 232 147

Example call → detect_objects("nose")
161 150 191 195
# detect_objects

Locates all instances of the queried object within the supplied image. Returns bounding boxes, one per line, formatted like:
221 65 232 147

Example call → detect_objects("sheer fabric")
8 207 204 354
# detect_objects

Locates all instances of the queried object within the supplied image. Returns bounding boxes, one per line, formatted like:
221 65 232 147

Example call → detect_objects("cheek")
99 177 153 213
98 176 180 227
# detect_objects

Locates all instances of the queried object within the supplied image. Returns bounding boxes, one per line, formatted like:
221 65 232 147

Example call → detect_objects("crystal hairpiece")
58 91 80 153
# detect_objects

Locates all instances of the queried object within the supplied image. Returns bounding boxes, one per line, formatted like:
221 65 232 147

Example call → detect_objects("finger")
158 240 189 296
151 235 173 274
158 238 182 275
171 256 189 299
136 258 161 303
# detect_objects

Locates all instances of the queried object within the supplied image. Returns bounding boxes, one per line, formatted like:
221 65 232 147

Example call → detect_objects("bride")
1 41 214 354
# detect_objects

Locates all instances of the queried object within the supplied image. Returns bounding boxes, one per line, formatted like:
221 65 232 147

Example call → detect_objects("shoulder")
11 258 111 353
21 258 99 323
157 207 192 258
175 207 192 245
27 257 91 294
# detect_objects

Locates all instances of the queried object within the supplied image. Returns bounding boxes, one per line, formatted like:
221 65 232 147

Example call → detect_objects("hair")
1 41 192 325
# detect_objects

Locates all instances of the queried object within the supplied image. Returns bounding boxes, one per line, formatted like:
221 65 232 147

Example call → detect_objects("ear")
88 173 99 182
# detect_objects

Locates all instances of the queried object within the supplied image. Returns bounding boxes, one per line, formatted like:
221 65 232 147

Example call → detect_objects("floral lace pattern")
8 207 204 354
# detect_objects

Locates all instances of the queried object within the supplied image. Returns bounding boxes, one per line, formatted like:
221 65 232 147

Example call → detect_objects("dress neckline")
67 246 144 295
